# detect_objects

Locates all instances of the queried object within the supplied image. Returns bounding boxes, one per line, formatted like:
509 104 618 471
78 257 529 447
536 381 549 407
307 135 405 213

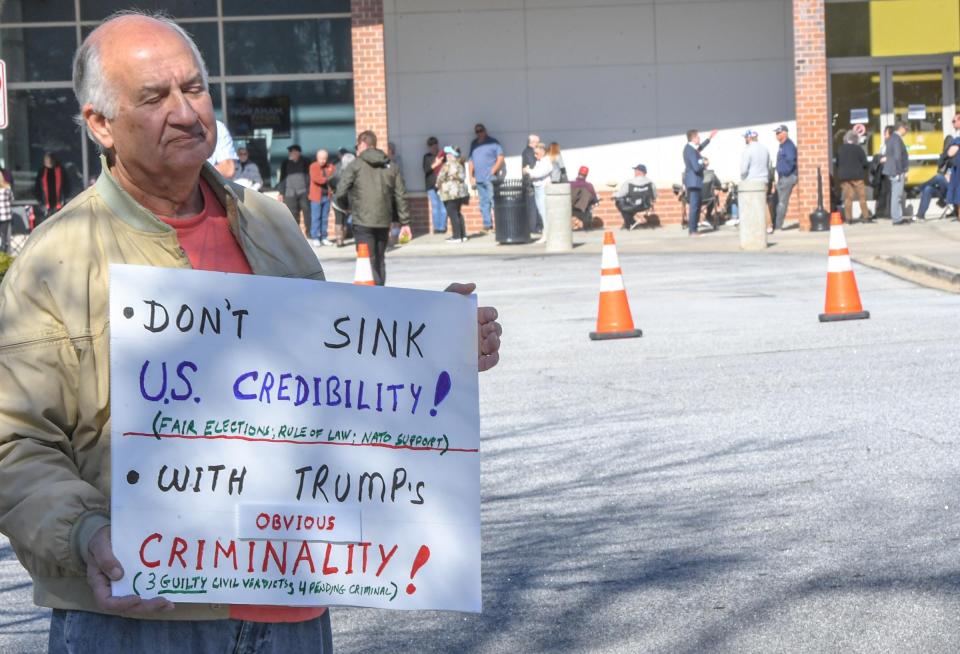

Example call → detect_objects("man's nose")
167 89 200 126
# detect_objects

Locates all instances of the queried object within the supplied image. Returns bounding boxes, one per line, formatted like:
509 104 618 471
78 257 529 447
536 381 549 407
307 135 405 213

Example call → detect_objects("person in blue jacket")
773 124 798 231
682 128 718 235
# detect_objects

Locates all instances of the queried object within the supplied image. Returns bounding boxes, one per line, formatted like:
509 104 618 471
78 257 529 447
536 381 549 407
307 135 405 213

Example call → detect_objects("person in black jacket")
521 134 541 234
34 153 71 224
836 130 872 223
422 137 447 233
883 121 910 225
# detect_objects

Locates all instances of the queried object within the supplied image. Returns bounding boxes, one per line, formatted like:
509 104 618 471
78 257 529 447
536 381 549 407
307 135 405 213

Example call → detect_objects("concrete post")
545 183 573 252
738 180 768 250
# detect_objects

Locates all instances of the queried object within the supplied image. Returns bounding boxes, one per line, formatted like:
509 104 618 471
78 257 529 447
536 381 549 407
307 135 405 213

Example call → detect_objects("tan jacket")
0 160 324 620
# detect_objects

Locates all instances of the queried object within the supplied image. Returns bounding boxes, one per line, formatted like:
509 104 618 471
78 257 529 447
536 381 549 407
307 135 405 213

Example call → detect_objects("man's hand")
399 225 412 241
709 129 718 140
85 526 174 615
444 283 502 372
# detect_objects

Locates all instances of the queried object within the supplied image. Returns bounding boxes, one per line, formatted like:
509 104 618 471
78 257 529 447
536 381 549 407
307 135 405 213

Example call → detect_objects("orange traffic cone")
589 231 643 340
819 212 869 322
354 243 375 286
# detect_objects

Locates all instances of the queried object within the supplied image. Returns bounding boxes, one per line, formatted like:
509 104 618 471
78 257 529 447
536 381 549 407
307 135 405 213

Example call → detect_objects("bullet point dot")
194 397 202 404
126 470 140 484
123 307 134 319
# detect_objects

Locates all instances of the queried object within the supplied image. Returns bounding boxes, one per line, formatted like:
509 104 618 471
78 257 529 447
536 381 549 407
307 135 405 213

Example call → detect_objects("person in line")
918 113 960 220
308 149 336 246
521 133 541 234
871 126 894 219
34 152 70 225
279 144 311 236
945 113 960 213
739 129 770 231
547 142 566 183
836 130 872 223
682 128 717 235
0 173 12 254
467 123 504 233
233 147 262 190
884 121 910 226
0 13 502 653
330 147 356 247
773 124 797 231
206 119 237 179
524 142 553 243
335 130 411 285
613 164 657 230
570 166 598 231
436 146 469 243
423 136 447 233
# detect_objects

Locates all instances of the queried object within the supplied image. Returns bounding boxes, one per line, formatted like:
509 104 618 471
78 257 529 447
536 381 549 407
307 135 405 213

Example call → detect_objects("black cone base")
818 311 870 323
589 329 643 341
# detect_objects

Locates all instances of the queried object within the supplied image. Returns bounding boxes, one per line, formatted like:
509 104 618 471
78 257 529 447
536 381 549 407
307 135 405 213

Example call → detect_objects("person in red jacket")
34 153 70 224
308 149 336 245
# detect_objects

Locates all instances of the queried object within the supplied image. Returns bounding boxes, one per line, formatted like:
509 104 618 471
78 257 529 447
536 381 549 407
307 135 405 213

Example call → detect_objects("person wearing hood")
334 130 411 285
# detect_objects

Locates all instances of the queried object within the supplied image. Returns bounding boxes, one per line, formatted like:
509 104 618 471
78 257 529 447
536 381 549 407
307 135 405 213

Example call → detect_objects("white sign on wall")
109 265 481 612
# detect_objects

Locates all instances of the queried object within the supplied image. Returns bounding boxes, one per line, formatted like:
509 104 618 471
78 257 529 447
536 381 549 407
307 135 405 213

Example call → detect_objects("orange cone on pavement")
590 231 643 340
819 212 869 322
353 243 375 286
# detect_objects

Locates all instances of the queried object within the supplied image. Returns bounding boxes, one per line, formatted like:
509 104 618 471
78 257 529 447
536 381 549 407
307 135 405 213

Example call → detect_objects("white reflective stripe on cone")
827 254 853 273
828 225 848 250
599 274 626 292
600 245 620 270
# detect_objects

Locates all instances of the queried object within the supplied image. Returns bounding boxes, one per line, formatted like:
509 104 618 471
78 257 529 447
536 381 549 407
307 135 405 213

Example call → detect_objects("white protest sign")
109 264 480 612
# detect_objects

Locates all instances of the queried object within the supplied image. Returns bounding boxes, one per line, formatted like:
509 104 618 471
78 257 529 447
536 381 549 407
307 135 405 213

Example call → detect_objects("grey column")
737 180 768 250
544 183 573 252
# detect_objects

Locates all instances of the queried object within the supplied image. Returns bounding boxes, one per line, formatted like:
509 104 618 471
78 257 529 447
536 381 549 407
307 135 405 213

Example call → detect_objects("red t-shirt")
159 180 325 624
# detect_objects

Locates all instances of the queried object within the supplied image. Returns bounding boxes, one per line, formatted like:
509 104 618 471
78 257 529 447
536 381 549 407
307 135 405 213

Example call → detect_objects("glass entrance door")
890 68 946 185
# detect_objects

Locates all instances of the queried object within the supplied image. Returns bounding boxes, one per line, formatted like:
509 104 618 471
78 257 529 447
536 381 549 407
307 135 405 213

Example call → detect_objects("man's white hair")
72 9 210 147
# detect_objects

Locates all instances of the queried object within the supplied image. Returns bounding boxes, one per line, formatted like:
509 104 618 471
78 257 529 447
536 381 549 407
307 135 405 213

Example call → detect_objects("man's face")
316 150 328 165
776 131 787 144
475 125 487 142
529 135 540 148
897 125 908 136
635 169 646 177
94 20 216 176
690 132 700 146
428 141 438 154
237 149 248 162
289 149 301 161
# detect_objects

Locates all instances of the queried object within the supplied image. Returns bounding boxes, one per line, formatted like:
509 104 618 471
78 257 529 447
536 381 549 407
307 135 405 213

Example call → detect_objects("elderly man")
233 147 263 190
309 149 336 246
0 11 501 653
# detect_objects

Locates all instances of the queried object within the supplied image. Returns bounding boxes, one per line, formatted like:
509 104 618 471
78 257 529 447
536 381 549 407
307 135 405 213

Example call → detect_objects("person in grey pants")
884 121 911 225
773 124 798 231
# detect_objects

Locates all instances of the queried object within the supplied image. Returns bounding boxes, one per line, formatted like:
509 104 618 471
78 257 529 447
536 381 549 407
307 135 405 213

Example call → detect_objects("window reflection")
0 28 77 83
224 19 352 76
825 2 870 59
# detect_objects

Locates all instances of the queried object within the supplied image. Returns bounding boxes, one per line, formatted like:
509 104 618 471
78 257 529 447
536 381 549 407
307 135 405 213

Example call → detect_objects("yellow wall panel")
870 0 960 56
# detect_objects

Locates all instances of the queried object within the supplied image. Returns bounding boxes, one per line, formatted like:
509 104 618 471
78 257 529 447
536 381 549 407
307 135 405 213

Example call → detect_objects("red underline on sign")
121 432 480 453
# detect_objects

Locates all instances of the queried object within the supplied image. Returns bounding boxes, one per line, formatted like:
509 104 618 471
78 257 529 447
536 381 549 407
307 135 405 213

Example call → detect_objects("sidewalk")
314 218 960 291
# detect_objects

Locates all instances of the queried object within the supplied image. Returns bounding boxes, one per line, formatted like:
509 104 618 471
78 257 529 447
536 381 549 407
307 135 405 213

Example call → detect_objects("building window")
223 19 352 76
0 0 76 23
79 0 217 21
825 2 870 59
0 28 77 83
223 1 350 16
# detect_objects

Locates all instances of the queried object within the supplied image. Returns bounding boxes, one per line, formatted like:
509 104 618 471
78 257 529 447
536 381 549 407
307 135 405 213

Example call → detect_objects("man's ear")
83 104 114 151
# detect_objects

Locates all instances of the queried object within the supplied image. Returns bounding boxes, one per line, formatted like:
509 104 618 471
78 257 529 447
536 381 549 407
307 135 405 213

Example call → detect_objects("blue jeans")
917 174 947 218
427 189 447 232
48 608 333 654
476 181 494 229
310 197 331 240
687 188 702 234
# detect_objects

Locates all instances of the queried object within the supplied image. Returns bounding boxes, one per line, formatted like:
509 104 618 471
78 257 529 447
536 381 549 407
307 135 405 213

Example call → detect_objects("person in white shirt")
206 119 237 179
523 143 553 243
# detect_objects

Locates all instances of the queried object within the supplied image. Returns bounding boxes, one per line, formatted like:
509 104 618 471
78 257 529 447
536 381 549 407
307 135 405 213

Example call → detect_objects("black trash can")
493 179 531 244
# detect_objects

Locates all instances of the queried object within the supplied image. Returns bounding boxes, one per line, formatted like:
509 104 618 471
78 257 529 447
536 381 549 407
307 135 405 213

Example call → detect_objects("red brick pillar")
792 0 830 231
351 0 388 142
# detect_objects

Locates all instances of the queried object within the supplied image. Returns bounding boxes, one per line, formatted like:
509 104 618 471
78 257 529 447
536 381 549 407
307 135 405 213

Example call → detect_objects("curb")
857 255 960 294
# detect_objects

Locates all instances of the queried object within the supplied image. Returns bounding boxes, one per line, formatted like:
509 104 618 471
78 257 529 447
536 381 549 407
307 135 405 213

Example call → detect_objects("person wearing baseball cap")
570 166 598 231
773 124 797 231
741 129 769 183
613 162 658 230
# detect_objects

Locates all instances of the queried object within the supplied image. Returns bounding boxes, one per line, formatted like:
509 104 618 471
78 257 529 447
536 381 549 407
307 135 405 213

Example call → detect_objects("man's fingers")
128 597 176 615
477 306 498 324
444 282 477 296
88 529 124 581
478 351 500 372
88 566 140 614
480 320 502 339
480 331 501 356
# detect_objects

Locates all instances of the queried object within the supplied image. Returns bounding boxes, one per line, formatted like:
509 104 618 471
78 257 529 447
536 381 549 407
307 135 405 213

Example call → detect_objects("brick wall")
351 0 388 142
792 0 831 231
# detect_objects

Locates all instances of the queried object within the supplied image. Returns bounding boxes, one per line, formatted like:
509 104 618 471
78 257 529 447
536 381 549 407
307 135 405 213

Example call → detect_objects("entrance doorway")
829 56 955 186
